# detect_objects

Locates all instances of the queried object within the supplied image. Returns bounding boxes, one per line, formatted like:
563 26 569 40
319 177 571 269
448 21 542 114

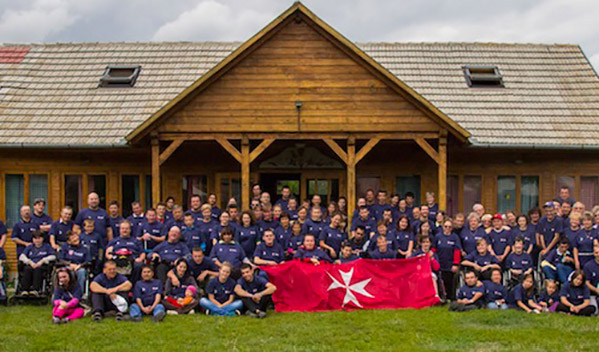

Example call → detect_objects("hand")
540 249 549 257
571 306 579 313
30 262 39 269
310 258 320 266
109 293 117 300
451 265 459 273
152 253 160 261
177 298 184 305
253 293 262 303
59 300 68 309
473 264 482 272
135 257 144 263
142 233 152 241
198 272 208 282
171 276 180 286
106 288 117 295
329 250 337 259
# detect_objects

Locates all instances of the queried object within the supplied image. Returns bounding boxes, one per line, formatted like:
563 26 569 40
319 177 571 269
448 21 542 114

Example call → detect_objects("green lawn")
1 305 599 351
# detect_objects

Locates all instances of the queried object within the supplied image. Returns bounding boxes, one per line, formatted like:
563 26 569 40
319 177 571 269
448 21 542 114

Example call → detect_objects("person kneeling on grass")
234 263 277 318
163 258 199 315
507 273 542 313
449 271 484 311
52 267 84 324
483 269 508 309
556 270 596 316
200 261 243 316
130 265 166 322
89 260 132 322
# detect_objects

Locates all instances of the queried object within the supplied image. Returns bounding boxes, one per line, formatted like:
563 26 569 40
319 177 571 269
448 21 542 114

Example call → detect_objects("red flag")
261 256 440 312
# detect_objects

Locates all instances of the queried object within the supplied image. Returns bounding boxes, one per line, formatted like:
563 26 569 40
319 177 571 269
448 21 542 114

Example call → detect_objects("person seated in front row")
210 226 251 279
541 238 575 284
336 241 359 264
253 229 285 266
461 238 500 281
52 267 84 324
293 233 332 264
105 220 146 283
162 258 199 315
370 235 396 259
556 270 596 316
234 263 277 318
368 221 397 255
58 231 90 291
79 218 104 275
583 246 599 308
483 269 508 310
130 265 166 322
89 260 132 322
507 273 542 313
151 226 191 282
348 225 368 258
200 261 243 316
505 236 533 284
318 213 347 260
449 271 484 312
539 280 560 312
19 232 56 296
186 247 219 289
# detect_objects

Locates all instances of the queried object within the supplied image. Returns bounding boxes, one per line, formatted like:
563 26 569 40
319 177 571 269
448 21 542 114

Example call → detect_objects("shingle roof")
0 41 598 147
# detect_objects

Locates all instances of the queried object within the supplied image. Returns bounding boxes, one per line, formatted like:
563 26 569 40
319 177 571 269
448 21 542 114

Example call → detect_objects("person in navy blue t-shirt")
130 265 166 322
253 229 285 266
12 205 40 259
538 280 560 312
49 206 73 251
294 233 332 264
370 235 396 260
186 247 219 287
511 215 536 256
538 201 563 257
395 215 414 258
74 192 110 242
555 270 596 316
505 236 533 283
459 213 487 256
234 263 277 318
583 247 599 300
484 269 508 309
488 214 511 265
200 262 243 316
90 260 132 321
107 201 124 241
151 226 191 282
434 219 462 300
319 213 348 259
237 211 260 258
449 271 484 311
573 212 598 271
541 238 575 284
19 232 56 294
79 218 105 275
461 238 500 281
58 231 91 291
507 273 542 313
336 241 359 264
31 198 52 239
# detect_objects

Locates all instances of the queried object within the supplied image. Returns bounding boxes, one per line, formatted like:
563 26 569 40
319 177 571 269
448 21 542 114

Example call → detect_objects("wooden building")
1 2 599 271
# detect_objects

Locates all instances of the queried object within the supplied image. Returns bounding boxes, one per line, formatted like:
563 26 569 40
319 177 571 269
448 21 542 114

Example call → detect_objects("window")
65 175 83 218
99 65 141 87
219 177 241 210
358 177 381 200
521 176 539 213
447 175 459 216
28 174 48 206
580 177 598 209
463 66 503 87
395 176 421 205
463 176 482 213
182 175 207 211
276 180 299 198
5 174 24 227
121 175 140 218
556 176 575 201
306 179 339 206
88 175 106 210
497 176 516 213
145 175 153 211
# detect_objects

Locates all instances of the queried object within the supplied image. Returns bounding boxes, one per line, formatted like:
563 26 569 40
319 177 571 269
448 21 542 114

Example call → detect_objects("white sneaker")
188 309 195 314
167 310 178 315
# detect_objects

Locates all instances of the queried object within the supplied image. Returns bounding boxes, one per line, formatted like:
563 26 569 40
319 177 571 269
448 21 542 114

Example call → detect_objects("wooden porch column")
241 138 251 211
346 137 356 230
151 137 161 206
438 134 447 211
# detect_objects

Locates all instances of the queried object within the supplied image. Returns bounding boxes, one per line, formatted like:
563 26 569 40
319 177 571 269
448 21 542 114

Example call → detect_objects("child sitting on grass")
449 271 484 312
539 280 560 312
484 269 508 309
52 267 84 324
165 285 196 309
508 273 543 313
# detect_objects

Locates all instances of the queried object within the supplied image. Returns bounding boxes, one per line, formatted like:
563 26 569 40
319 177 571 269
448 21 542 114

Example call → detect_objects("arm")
208 293 222 307
253 256 277 266
89 281 107 294
234 284 253 298
114 280 133 293
13 237 31 248
517 299 532 313
499 246 511 261
319 240 336 259
468 291 484 304
546 234 560 253
50 235 59 250
106 227 114 243
586 280 599 295
105 246 114 260
258 282 276 297
573 248 581 270
19 253 33 266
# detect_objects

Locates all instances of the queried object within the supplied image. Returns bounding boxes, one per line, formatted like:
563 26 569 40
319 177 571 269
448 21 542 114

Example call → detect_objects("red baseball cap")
492 213 503 221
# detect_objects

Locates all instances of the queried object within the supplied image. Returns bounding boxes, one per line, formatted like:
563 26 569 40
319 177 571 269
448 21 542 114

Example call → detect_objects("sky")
0 0 597 70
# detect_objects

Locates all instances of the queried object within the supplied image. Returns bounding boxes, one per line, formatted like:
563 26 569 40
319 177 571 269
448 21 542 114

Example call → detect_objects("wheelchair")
0 262 7 305
53 260 94 300
9 260 55 306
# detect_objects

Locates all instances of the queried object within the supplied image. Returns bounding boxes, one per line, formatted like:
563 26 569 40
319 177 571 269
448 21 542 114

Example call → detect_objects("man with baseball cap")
538 201 563 258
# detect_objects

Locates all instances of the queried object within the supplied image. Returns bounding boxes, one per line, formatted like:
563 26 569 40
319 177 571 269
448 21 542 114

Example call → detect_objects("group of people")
1 183 598 322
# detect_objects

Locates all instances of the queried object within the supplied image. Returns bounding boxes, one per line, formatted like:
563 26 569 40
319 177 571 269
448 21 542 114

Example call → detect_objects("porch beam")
151 137 161 206
414 137 440 164
159 132 439 141
216 138 242 163
249 138 275 163
323 138 348 164
241 138 251 211
159 138 184 166
355 137 381 164
346 137 356 232
438 134 448 211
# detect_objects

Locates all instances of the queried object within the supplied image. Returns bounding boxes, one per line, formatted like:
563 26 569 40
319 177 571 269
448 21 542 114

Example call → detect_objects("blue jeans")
200 297 243 316
75 268 87 292
543 263 573 284
129 303 166 318
487 302 508 310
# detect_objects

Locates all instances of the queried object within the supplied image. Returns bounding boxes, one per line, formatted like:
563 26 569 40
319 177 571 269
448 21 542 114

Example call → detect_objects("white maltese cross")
326 267 374 308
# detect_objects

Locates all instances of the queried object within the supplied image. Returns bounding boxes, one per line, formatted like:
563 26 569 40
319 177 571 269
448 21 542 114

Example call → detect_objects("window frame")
98 65 141 88
463 65 504 88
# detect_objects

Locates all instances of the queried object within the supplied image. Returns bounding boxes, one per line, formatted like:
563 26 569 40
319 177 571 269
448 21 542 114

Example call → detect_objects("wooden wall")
157 19 440 134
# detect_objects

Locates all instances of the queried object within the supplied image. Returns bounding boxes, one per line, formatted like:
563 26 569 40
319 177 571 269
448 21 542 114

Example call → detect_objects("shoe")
188 309 195 314
153 311 166 322
234 310 242 316
257 311 267 319
245 310 256 317
62 318 70 324
115 312 125 321
204 309 211 316
52 317 62 324
30 291 39 297
167 310 178 315
92 312 103 322
21 291 29 296
131 316 143 323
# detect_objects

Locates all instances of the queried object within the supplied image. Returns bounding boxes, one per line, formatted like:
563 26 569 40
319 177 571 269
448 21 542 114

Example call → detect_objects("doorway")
260 173 301 204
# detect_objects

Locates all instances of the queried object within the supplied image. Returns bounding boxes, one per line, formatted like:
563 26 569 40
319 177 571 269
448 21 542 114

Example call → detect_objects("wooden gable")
156 19 440 134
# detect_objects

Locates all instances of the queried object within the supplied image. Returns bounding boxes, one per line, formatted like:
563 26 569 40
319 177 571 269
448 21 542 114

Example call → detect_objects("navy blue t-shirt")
52 283 83 302
301 219 325 238
370 248 396 259
286 234 304 251
210 241 247 269
182 226 207 252
139 221 165 249
293 247 332 263
237 275 268 294
12 219 40 257
49 220 73 244
93 272 128 289
237 225 260 259
75 208 110 240
253 242 285 263
488 229 511 256
59 243 90 264
583 259 599 287
133 279 163 306
537 216 563 248
31 212 52 233
152 241 191 263
319 226 348 255
510 225 536 251
189 257 219 278
107 215 124 238
457 284 484 300
560 282 590 306
394 230 414 252
508 283 535 306
79 231 104 260
464 251 498 267
206 277 236 304
483 280 508 302
434 233 462 271
106 236 143 259
459 226 488 256
350 217 376 236
22 243 55 263
505 252 533 271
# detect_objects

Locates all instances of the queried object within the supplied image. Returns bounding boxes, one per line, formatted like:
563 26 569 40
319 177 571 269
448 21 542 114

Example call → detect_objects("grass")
1 306 599 351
